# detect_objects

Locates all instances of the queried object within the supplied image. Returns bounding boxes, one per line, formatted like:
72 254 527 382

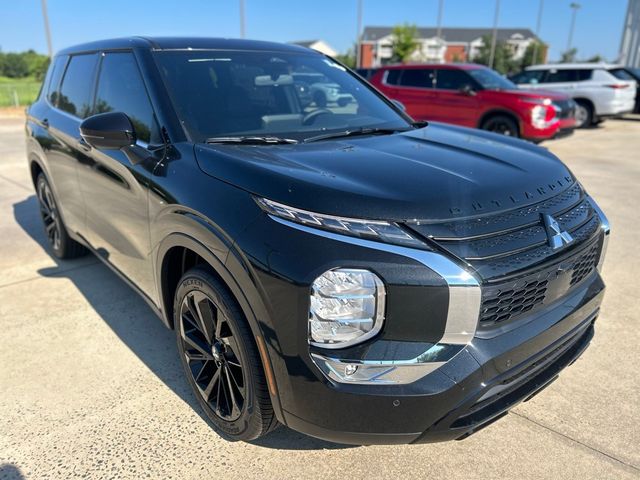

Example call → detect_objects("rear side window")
46 56 67 105
94 52 159 144
435 69 473 90
58 53 99 118
609 68 634 81
384 69 401 85
398 69 435 88
544 69 592 83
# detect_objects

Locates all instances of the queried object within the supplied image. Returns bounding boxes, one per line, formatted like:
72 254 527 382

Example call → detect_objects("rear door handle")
42 118 49 129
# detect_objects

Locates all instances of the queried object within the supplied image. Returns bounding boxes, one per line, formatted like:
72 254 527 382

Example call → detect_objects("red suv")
368 64 576 142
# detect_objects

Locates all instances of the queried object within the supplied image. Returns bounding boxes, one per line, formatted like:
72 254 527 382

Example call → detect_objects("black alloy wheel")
35 173 87 259
174 267 278 440
37 176 61 252
481 115 519 137
178 289 246 421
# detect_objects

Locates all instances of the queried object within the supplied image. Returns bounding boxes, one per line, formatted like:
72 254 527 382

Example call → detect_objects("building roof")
57 36 312 56
361 26 539 43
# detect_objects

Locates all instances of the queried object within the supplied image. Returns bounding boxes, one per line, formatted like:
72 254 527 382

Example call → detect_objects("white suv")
510 63 637 128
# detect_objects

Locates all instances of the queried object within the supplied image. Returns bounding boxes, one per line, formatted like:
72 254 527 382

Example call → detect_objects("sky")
0 0 629 62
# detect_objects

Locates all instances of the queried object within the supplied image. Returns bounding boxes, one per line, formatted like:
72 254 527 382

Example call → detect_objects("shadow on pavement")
12 195 350 451
0 464 26 480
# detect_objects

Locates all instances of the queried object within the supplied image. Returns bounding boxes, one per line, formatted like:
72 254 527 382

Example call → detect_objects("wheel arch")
156 232 285 422
477 108 522 136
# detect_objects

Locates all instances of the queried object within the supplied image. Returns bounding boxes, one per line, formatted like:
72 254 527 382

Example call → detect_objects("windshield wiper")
303 127 413 143
205 136 298 145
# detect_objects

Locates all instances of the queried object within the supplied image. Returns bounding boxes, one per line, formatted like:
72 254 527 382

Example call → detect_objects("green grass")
0 76 42 107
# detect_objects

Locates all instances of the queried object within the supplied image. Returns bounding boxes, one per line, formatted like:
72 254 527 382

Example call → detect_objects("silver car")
510 63 637 128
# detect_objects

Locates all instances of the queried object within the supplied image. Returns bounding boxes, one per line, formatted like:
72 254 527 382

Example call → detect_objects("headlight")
531 103 558 128
309 268 385 348
255 197 425 248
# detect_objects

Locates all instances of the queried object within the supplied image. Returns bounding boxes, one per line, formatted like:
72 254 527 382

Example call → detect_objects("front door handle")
42 118 49 129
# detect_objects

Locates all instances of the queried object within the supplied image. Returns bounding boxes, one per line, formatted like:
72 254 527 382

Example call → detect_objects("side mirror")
459 84 476 96
391 99 406 111
80 112 136 150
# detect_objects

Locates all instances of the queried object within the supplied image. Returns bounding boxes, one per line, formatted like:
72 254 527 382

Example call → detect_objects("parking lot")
0 114 639 479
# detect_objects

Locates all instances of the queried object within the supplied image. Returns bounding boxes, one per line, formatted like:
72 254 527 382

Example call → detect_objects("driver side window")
94 52 160 144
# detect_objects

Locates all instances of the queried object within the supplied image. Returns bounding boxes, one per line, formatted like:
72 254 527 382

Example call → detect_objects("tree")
335 44 356 68
391 24 420 63
472 35 517 74
560 48 578 63
585 54 604 63
1 53 29 78
520 41 547 69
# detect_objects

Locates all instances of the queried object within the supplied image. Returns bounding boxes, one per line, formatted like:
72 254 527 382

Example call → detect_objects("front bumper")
234 194 609 445
282 272 604 444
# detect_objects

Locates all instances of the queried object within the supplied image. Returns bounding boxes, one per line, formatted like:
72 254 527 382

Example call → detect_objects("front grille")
406 183 602 280
479 240 601 326
554 99 576 119
406 183 604 328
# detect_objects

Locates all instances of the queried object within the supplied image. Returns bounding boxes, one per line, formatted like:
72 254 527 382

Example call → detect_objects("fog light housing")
309 268 385 348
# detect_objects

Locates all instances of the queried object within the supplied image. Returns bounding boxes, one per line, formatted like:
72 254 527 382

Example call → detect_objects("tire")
36 173 87 259
574 100 594 128
480 114 519 138
174 266 278 441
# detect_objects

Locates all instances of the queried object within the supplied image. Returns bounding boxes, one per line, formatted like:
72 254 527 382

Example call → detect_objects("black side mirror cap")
80 112 136 150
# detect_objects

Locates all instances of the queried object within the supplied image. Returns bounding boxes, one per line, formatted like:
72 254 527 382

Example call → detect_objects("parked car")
355 68 378 80
26 37 610 445
369 64 576 142
509 63 637 127
607 66 640 113
292 73 353 107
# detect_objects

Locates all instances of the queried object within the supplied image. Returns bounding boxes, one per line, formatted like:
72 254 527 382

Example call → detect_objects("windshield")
467 68 517 90
154 50 411 142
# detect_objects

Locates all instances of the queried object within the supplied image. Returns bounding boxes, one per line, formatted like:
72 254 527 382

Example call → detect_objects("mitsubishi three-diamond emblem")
542 214 574 250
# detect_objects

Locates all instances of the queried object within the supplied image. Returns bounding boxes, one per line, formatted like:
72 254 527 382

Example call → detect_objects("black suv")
26 37 610 445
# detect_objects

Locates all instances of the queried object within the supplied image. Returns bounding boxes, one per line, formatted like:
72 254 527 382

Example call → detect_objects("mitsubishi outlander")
25 37 610 444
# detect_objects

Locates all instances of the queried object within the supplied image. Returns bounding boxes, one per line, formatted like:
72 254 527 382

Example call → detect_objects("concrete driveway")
1 115 639 479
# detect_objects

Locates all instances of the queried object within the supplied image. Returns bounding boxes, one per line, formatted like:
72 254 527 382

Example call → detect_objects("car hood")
194 122 575 222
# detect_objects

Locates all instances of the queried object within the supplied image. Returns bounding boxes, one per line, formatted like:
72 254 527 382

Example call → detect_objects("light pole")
488 0 501 69
355 0 363 68
41 0 53 57
436 0 444 40
567 2 581 52
436 0 444 62
239 0 246 38
532 0 544 64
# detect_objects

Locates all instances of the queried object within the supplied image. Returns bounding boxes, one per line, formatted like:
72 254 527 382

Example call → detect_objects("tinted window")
95 52 158 143
58 53 99 118
155 50 409 142
510 70 545 85
398 69 435 88
609 68 634 81
467 68 515 90
544 69 592 83
384 69 402 85
576 69 593 81
435 69 474 90
46 56 67 105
